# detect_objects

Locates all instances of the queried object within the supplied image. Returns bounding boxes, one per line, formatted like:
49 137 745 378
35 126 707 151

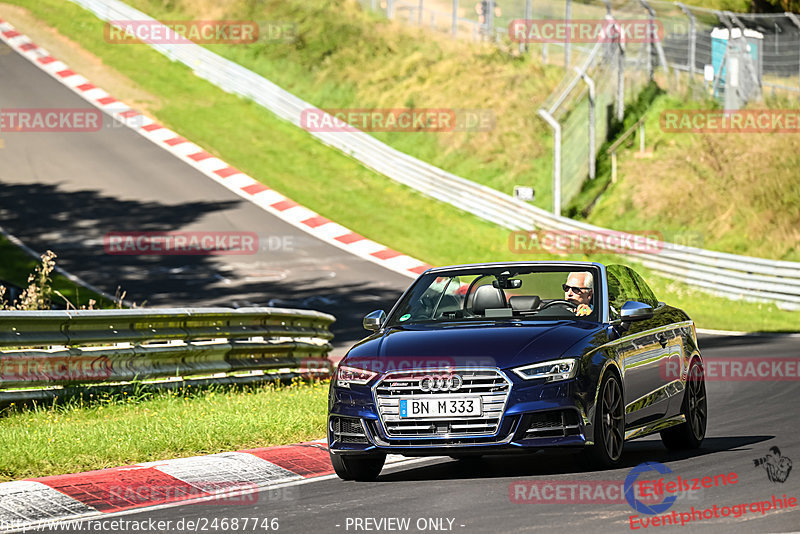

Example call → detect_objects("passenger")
563 272 594 316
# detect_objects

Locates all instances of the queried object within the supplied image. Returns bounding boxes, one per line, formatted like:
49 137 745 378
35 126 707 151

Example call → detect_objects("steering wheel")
538 299 576 312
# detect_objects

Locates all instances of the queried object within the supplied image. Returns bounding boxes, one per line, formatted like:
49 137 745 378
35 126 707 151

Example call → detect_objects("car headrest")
509 295 541 311
472 285 507 315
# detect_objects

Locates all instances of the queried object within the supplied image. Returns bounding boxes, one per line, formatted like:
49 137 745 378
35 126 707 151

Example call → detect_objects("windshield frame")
384 263 606 327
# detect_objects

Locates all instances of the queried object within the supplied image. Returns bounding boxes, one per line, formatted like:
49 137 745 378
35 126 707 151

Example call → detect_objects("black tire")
330 452 386 481
660 360 707 450
584 372 625 469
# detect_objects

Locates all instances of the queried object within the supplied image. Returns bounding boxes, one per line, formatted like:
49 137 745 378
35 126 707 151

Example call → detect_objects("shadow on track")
0 182 402 347
376 435 774 482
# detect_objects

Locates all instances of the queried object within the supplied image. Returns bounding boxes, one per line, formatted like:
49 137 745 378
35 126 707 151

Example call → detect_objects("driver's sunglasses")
562 284 591 294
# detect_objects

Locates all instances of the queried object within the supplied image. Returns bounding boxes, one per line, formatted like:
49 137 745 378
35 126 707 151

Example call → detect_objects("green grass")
85 0 565 210
3 0 797 332
0 235 113 309
0 380 329 481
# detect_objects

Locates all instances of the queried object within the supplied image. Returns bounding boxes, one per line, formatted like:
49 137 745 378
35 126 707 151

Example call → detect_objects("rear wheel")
330 452 386 481
584 372 625 469
660 361 706 450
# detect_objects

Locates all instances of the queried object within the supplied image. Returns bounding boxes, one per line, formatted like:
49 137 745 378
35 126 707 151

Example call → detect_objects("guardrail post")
537 109 562 216
575 67 596 179
785 12 800 100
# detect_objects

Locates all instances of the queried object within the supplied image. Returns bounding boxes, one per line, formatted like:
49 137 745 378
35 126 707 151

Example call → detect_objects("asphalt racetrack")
1 25 799 534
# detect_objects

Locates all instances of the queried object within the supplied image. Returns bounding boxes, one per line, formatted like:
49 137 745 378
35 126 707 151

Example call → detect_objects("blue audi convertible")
328 261 707 481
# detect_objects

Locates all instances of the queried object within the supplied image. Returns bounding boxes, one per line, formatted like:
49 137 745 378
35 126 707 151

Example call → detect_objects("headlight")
334 365 377 388
512 358 578 382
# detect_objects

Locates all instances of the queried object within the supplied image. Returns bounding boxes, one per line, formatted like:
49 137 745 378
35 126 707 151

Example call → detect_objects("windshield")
386 266 600 326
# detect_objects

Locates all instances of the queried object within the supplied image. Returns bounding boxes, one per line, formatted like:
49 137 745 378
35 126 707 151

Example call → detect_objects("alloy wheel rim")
687 365 707 440
601 377 624 461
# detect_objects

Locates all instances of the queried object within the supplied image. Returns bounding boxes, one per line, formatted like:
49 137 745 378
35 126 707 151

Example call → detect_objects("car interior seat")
471 284 507 315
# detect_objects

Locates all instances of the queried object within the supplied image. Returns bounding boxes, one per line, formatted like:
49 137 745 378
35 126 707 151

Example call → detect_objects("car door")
607 265 672 429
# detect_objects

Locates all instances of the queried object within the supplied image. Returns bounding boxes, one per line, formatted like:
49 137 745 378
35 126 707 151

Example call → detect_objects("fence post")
538 109 562 217
676 3 696 95
785 12 800 100
640 0 669 80
613 17 625 122
520 0 531 54
452 0 459 37
487 0 495 41
639 122 645 153
418 0 424 24
576 67 596 180
565 0 572 69
388 0 395 19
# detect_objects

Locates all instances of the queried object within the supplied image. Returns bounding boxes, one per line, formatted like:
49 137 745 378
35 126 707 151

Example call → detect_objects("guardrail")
60 0 800 310
0 307 334 405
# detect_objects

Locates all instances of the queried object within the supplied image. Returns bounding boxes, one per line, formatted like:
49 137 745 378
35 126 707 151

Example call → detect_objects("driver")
563 272 594 316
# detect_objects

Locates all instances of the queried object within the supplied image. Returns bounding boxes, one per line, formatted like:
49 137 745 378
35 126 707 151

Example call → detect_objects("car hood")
343 321 606 371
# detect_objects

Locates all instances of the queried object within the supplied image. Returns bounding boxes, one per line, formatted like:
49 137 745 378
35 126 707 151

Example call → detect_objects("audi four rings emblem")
419 374 463 392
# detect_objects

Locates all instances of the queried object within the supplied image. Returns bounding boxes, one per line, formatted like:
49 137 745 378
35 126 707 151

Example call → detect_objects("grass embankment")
579 93 800 261
0 380 329 481
2 0 796 331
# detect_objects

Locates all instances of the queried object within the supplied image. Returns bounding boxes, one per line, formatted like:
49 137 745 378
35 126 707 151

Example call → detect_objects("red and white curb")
0 441 409 531
0 18 432 280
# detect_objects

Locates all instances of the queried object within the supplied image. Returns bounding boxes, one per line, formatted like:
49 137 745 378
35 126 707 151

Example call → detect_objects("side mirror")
363 310 386 331
620 301 654 322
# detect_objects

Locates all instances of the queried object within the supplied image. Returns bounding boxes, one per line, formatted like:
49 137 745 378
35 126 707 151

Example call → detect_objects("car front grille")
373 368 511 439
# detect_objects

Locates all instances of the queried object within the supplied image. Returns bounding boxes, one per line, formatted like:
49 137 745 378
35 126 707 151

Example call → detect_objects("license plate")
399 397 482 418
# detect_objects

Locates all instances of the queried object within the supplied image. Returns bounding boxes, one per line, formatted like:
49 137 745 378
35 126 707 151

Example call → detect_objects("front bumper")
328 368 593 456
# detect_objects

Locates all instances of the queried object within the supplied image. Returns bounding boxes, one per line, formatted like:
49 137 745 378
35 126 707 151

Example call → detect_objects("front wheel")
330 452 386 481
584 372 625 469
660 360 706 450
